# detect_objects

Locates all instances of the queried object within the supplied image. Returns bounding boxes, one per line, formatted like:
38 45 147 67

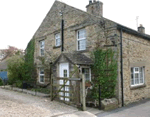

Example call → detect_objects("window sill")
76 49 89 53
130 84 146 90
53 45 61 49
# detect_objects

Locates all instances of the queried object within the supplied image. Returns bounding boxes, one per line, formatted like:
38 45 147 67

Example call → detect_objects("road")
97 99 150 117
0 88 78 117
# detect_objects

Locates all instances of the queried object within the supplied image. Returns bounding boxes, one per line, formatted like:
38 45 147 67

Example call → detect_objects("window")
131 67 144 86
39 40 45 56
55 33 61 47
77 29 86 51
82 68 91 81
39 68 44 83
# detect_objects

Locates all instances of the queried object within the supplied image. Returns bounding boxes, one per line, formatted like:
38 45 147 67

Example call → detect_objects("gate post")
82 74 86 111
50 77 53 101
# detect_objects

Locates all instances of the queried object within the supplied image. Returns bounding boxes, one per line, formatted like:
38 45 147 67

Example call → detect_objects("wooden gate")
51 77 82 107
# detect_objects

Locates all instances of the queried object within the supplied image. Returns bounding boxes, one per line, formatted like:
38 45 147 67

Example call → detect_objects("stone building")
33 0 150 106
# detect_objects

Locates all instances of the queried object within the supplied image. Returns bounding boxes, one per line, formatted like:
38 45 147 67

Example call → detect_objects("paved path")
0 88 78 117
97 99 150 117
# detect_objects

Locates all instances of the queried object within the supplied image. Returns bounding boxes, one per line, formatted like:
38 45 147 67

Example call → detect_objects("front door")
59 63 70 101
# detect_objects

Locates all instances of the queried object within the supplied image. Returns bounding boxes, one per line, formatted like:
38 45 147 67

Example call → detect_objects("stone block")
101 98 118 111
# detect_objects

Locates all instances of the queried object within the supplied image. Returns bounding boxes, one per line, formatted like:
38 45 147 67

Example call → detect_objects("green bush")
0 78 3 86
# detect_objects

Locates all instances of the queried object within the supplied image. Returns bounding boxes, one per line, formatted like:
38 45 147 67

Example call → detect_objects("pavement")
97 98 150 117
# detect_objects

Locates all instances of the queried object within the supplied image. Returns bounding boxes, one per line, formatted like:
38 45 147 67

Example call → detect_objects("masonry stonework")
32 0 150 106
122 32 150 105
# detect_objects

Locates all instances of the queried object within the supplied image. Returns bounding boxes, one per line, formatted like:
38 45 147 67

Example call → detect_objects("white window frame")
77 29 86 51
55 33 61 47
39 68 45 83
39 40 45 56
131 67 144 86
82 67 91 81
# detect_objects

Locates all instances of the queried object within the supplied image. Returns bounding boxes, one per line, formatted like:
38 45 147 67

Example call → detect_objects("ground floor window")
131 67 144 86
39 68 44 83
82 68 91 81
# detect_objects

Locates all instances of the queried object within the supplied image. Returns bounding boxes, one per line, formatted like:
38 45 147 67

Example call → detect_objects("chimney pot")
138 24 145 34
89 0 92 4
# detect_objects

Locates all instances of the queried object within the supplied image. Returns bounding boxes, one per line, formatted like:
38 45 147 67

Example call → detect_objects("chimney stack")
86 0 103 17
138 24 145 34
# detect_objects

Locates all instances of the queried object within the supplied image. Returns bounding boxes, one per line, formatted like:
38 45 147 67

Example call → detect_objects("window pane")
78 40 86 50
131 68 133 73
56 39 61 46
139 67 142 72
40 40 45 56
140 78 144 83
85 68 89 73
135 68 139 72
55 33 61 46
78 29 85 39
64 70 67 77
40 69 44 74
85 74 90 81
140 68 144 83
40 41 45 48
82 68 90 81
135 73 139 84
40 49 44 56
65 86 69 91
40 76 44 82
131 79 134 85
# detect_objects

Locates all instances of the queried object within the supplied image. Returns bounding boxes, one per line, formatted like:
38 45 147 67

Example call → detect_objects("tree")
7 55 25 87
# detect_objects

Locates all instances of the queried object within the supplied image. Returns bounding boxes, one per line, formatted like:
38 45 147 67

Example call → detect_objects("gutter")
117 24 150 40
120 28 124 107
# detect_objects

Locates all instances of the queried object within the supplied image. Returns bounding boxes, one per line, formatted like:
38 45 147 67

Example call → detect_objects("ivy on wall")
24 38 37 81
91 48 118 100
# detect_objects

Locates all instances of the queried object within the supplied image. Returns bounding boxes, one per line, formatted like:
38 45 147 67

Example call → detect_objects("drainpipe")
60 11 64 52
61 19 64 52
120 28 124 107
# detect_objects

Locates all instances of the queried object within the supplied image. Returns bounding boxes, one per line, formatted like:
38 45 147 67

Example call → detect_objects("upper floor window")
55 33 61 47
39 68 44 83
39 40 45 56
131 67 144 86
77 29 86 51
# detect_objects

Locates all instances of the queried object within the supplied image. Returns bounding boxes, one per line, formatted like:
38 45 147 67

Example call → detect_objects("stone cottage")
33 0 150 106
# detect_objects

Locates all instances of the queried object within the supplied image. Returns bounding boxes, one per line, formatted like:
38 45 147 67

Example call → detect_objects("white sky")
0 0 150 50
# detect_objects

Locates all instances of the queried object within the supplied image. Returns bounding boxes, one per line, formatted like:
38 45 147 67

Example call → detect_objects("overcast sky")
0 0 150 50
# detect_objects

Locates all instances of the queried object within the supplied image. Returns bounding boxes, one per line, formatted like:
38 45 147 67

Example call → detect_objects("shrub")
0 78 3 86
91 48 118 100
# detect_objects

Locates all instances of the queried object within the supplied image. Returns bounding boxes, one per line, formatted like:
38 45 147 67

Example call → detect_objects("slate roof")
63 52 93 65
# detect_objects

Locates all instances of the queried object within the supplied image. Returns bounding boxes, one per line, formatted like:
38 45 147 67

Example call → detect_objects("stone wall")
122 32 150 105
34 1 117 84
